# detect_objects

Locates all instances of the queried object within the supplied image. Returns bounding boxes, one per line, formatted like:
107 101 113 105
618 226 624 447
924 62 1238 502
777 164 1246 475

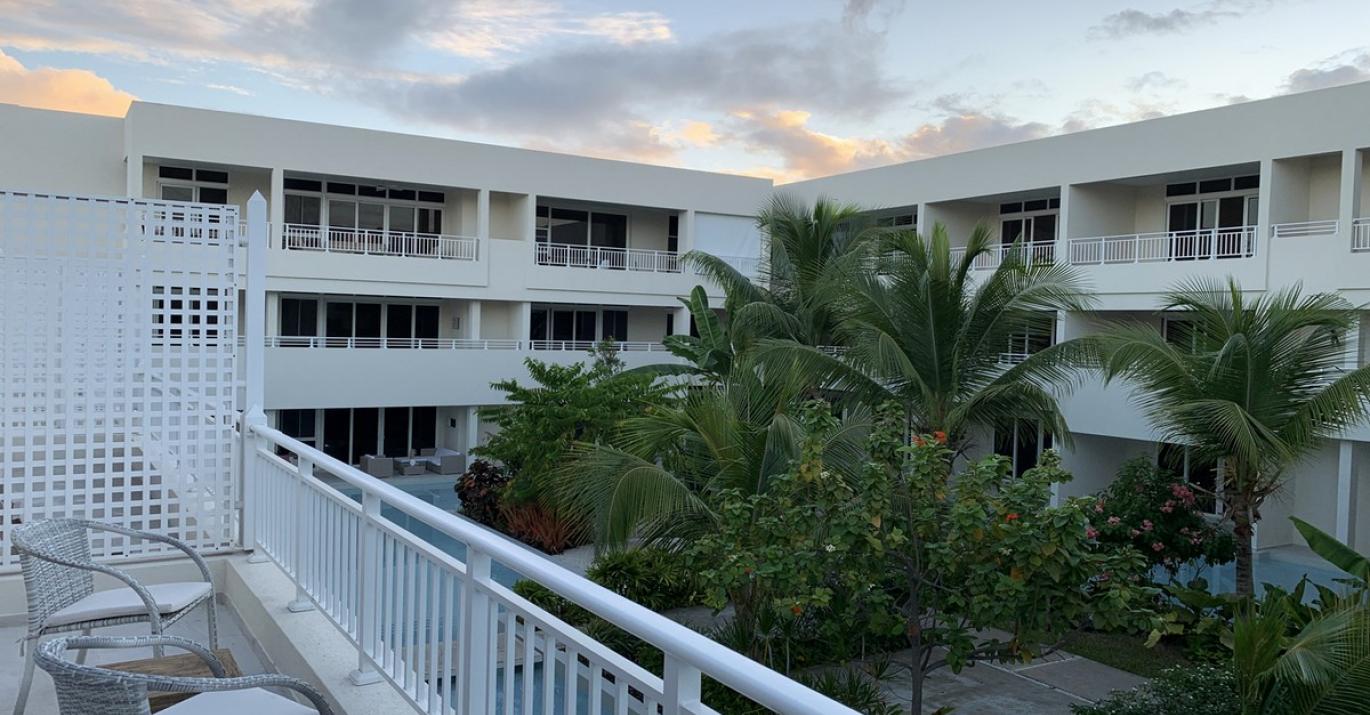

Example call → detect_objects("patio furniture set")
11 519 330 714
360 447 465 479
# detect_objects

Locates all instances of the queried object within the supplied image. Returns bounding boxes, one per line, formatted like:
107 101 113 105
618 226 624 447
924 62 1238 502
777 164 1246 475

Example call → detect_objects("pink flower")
1152 542 1165 552
1141 520 1153 532
1130 529 1141 538
1085 527 1099 539
1160 500 1175 514
1107 516 1121 526
1093 501 1105 514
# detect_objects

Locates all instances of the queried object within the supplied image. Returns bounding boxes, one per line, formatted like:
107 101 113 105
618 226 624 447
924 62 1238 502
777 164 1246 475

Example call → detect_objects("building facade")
2 81 1368 557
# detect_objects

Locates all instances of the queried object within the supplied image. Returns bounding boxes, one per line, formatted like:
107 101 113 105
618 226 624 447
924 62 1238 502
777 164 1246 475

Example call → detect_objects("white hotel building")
2 80 1369 559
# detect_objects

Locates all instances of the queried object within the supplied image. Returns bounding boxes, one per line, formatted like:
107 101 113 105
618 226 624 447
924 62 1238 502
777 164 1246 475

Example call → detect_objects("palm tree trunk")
1230 489 1255 597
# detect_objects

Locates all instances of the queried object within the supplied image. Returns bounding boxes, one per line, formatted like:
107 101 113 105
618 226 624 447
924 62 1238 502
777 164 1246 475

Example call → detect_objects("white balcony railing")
536 242 682 273
244 422 856 715
1353 218 1370 252
949 242 1056 270
1272 219 1339 238
1067 226 1256 265
283 223 479 261
264 336 669 352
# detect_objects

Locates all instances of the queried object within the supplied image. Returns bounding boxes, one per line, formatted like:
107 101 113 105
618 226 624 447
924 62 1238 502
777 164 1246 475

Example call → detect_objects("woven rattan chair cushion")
47 582 211 627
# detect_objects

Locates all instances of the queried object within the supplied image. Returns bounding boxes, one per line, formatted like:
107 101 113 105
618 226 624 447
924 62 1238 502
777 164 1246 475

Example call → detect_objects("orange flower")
790 604 803 616
1005 513 1020 522
912 436 927 447
933 430 947 444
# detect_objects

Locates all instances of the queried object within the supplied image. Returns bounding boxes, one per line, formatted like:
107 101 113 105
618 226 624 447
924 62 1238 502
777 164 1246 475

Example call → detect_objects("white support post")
663 655 703 715
270 168 285 250
1336 440 1358 546
349 491 384 686
125 153 143 199
287 457 317 613
671 306 691 336
476 188 491 241
461 548 494 714
1256 158 1275 262
466 300 482 340
1056 185 1071 265
242 192 269 558
465 406 481 454
1340 148 1363 238
680 209 696 254
517 301 533 347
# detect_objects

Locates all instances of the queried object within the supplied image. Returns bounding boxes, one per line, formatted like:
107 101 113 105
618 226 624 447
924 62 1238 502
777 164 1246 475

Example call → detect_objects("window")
415 305 439 341
328 200 357 228
537 206 628 248
590 213 627 249
278 410 316 445
668 215 680 253
1005 314 1054 361
351 408 379 464
387 304 413 346
326 302 354 340
602 310 628 341
995 420 1050 478
384 407 411 457
999 202 1058 246
279 298 318 339
284 194 321 226
355 303 382 346
1159 443 1219 513
157 165 227 204
160 185 195 202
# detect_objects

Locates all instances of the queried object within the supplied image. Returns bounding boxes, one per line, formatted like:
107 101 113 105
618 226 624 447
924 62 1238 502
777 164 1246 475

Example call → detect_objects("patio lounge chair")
11 520 218 715
35 634 332 714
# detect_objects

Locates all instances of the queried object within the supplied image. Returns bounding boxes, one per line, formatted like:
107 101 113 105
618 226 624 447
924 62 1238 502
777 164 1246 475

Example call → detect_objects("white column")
680 209 696 253
1340 148 1363 235
242 191 269 557
125 153 143 198
516 301 533 346
269 167 285 250
1256 158 1275 260
671 306 691 336
465 300 482 340
1055 185 1071 263
465 406 481 453
523 193 538 240
476 188 490 241
1336 440 1359 545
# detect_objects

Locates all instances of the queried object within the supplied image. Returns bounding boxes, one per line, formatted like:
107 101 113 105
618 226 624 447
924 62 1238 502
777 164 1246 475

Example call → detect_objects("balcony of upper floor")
260 295 686 409
1265 148 1370 296
922 188 1061 271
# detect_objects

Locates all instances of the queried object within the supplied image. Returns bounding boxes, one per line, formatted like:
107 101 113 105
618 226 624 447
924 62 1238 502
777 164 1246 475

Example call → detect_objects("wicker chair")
11 520 218 715
35 634 332 714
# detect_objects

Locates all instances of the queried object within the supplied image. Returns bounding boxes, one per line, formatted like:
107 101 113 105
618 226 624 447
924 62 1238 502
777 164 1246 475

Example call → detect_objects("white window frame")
285 185 445 234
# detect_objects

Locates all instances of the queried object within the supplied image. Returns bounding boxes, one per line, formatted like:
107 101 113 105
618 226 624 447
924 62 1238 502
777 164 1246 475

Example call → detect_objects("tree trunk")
1230 490 1255 597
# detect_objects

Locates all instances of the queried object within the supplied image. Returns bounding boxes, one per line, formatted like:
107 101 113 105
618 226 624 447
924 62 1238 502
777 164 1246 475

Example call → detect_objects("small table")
106 648 242 713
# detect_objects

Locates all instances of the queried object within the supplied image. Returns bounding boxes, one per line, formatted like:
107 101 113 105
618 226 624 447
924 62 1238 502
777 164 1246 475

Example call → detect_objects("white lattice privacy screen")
0 191 242 571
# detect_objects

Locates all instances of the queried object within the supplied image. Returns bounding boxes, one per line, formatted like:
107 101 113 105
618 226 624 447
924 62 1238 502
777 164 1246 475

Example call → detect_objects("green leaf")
1291 516 1370 583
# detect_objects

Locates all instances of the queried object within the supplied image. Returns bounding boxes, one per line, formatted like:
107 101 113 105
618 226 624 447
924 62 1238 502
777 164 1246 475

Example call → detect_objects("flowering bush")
454 459 511 527
1089 458 1234 575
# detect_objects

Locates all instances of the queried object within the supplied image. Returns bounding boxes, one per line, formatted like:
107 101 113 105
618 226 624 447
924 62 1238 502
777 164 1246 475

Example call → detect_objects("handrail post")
243 414 271 563
461 548 494 714
287 457 317 613
663 655 703 715
349 490 384 686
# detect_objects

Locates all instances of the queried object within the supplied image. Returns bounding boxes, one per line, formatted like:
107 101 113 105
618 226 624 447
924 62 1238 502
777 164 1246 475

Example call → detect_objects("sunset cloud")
0 49 133 116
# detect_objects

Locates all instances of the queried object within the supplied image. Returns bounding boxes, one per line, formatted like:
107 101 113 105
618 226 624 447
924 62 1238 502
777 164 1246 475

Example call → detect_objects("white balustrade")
535 242 683 273
1272 219 1339 238
1353 218 1370 252
1067 226 1256 265
263 337 669 352
283 223 479 261
948 242 1055 270
245 423 858 715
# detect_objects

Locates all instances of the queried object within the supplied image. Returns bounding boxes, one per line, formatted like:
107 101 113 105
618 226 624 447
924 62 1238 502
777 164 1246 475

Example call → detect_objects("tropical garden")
455 195 1370 714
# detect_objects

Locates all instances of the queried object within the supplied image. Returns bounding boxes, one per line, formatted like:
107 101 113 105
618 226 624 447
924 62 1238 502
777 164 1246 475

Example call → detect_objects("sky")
1 0 1368 184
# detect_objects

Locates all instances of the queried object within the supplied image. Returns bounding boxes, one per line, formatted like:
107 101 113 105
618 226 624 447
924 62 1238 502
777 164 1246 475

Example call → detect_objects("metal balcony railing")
283 223 479 261
535 242 682 273
949 242 1056 270
1067 226 1257 265
263 336 669 352
243 422 858 715
1272 220 1339 238
1353 218 1370 253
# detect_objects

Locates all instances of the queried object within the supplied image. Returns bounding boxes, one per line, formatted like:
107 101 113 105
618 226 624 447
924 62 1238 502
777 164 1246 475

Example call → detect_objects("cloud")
1125 71 1185 92
1089 7 1233 39
723 101 1051 182
0 48 134 116
841 0 906 31
1283 51 1370 93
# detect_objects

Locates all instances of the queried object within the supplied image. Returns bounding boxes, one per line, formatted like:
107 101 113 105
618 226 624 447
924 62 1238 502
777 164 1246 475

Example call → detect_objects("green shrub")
454 459 510 528
586 548 703 611
1071 664 1238 715
1090 458 1235 575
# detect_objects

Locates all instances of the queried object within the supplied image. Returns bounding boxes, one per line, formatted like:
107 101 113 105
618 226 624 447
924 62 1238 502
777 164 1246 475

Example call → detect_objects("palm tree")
757 222 1095 454
690 194 881 349
553 357 870 550
1097 277 1370 596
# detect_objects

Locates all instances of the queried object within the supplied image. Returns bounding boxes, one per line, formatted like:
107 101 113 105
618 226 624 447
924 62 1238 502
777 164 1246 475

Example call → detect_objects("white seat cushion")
46 581 211 627
161 687 317 714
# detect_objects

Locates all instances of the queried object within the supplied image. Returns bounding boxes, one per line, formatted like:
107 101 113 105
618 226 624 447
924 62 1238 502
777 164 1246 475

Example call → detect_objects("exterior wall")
0 104 124 196
1056 434 1158 500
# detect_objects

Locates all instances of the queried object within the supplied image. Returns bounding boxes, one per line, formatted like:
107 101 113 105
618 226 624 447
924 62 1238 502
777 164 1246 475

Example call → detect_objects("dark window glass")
1233 175 1260 190
195 169 229 184
384 407 410 456
327 182 357 195
576 311 596 341
325 302 354 338
999 202 1022 214
1048 198 1060 209
279 409 316 441
666 313 674 335
530 309 548 341
1159 443 1186 475
412 406 437 453
690 315 699 338
284 178 322 192
1014 425 1040 478
1168 202 1199 231
668 215 680 253
1024 199 1049 212
1189 453 1219 513
418 191 445 203
351 408 379 464
355 304 381 344
387 304 413 345
280 298 318 337
415 305 439 341
590 213 627 249
1166 182 1197 197
550 208 589 245
1219 195 1247 228
602 310 628 341
198 187 228 205
284 194 321 225
1032 213 1057 243
388 189 416 201
323 409 350 462
159 166 194 180
1199 178 1232 194
1001 218 1024 244
1164 319 1195 350
552 310 575 341
358 185 386 198
417 208 442 234
994 426 1015 461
